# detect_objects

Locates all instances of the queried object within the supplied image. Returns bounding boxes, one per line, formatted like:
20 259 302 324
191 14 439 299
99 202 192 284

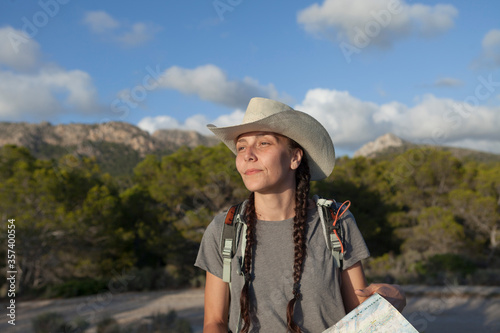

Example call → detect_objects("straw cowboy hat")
207 97 335 180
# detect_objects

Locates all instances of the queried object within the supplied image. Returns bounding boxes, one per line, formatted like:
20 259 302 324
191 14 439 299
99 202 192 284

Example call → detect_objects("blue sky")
1 0 499 156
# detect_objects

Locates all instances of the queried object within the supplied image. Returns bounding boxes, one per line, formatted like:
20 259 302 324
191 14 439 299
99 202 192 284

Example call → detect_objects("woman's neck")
254 190 296 221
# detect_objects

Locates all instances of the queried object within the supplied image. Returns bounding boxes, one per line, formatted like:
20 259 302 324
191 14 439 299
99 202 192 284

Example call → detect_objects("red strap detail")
224 205 238 225
333 200 351 226
330 200 351 255
329 208 336 222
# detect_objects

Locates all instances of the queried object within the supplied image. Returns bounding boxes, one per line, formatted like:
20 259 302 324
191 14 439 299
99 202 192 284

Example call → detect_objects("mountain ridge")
354 132 500 163
0 121 219 176
0 121 219 156
1 122 498 176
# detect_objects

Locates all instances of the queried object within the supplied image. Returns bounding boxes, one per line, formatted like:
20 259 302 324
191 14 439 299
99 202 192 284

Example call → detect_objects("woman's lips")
244 169 261 175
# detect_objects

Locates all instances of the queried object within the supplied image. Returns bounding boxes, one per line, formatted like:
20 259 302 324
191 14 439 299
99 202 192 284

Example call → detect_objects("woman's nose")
244 146 256 161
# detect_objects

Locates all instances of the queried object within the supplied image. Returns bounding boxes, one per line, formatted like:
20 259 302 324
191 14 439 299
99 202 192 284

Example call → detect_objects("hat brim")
207 110 335 181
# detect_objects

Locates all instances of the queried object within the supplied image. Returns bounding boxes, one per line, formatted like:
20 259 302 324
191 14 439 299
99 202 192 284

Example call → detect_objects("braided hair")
239 192 257 332
239 138 311 333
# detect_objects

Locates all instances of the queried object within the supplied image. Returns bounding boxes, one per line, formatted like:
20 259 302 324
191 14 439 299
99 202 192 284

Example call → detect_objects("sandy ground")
402 285 500 333
1 286 499 333
0 289 205 333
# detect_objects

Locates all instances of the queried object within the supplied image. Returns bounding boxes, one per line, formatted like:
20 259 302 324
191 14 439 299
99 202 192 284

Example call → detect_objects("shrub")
32 312 89 333
97 316 121 333
415 253 476 284
32 312 66 333
44 278 109 298
466 268 500 286
125 267 172 291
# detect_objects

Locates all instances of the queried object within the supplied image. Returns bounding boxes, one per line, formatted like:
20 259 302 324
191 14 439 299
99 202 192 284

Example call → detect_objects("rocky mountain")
354 133 413 158
152 128 219 151
2 122 498 177
0 121 219 176
354 133 500 163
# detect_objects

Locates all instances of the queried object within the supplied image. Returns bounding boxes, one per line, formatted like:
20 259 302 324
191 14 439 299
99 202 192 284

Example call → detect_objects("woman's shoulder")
204 210 227 236
309 195 358 224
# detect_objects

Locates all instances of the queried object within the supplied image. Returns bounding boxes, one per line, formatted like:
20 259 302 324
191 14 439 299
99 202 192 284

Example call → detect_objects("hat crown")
243 97 294 123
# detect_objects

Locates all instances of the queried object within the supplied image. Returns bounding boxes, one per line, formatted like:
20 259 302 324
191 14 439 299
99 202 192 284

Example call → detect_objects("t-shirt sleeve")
340 210 370 270
194 213 225 279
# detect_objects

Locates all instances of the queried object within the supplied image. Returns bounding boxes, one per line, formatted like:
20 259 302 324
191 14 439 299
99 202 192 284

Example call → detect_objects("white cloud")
0 26 40 71
157 64 291 109
83 11 161 47
139 89 500 155
116 23 158 46
210 109 245 128
445 138 500 154
294 89 383 148
184 114 212 134
138 115 181 133
478 29 500 68
138 109 245 135
0 66 101 121
297 0 458 48
482 29 500 49
294 89 500 154
0 27 101 121
434 77 463 87
83 11 119 33
408 4 457 37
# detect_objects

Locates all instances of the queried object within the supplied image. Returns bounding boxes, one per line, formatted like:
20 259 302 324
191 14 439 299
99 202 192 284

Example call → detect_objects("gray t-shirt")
195 202 370 332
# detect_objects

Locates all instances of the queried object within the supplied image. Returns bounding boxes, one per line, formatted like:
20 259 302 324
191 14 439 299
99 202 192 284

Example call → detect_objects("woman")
195 98 406 332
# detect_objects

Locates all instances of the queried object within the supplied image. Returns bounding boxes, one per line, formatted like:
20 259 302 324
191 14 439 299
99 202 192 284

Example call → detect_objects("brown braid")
240 192 256 333
239 138 311 333
286 141 311 333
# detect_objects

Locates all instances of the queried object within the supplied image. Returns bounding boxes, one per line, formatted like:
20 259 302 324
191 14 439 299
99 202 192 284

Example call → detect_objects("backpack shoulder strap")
314 195 351 270
220 201 247 283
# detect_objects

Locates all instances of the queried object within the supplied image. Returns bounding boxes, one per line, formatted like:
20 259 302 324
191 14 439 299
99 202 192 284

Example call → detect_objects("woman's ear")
290 148 303 170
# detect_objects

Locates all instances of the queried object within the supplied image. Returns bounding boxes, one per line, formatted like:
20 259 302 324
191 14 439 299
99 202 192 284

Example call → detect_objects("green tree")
118 184 166 269
0 146 125 292
449 188 499 262
135 144 246 232
313 157 400 255
391 149 462 205
132 144 246 284
401 206 466 256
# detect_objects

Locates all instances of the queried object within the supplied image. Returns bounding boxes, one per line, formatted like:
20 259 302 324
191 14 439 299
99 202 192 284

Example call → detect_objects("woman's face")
235 132 302 194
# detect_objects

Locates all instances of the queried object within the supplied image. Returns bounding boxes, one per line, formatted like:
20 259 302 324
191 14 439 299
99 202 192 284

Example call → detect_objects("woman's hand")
355 283 406 312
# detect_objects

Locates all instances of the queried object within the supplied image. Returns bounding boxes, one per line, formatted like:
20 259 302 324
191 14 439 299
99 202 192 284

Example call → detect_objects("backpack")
220 195 352 284
220 195 352 332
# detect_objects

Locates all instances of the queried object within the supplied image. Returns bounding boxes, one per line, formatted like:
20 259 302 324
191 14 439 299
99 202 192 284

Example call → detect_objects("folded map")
322 293 418 333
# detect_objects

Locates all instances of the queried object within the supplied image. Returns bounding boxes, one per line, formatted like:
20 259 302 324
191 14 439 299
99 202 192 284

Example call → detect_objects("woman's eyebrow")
256 133 281 141
255 132 278 138
236 133 280 143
